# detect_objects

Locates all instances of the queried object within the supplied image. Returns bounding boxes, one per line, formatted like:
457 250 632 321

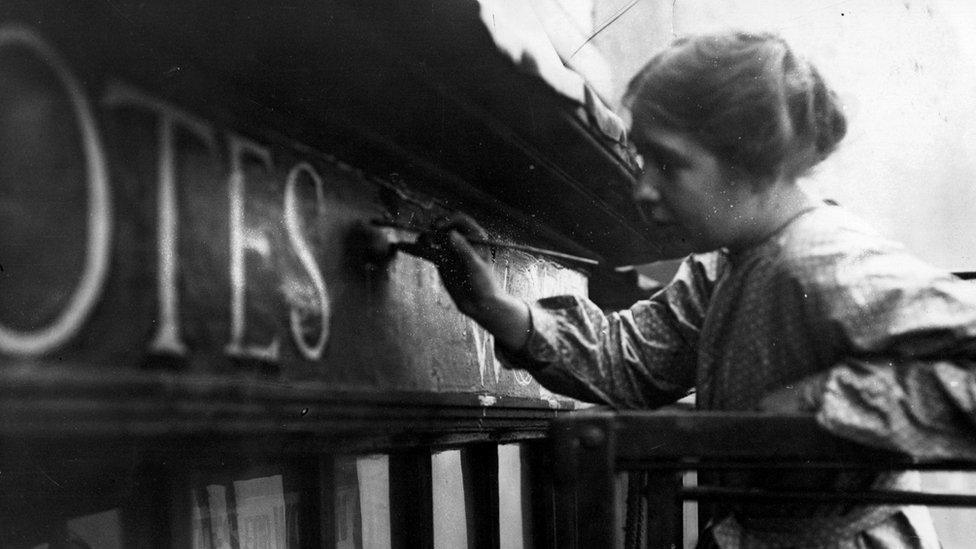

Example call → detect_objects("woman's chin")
640 223 701 258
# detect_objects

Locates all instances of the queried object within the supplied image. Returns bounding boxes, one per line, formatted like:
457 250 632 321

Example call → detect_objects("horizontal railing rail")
551 410 976 548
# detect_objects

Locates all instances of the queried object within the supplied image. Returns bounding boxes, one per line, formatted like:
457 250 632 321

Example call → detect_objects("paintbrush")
360 219 600 266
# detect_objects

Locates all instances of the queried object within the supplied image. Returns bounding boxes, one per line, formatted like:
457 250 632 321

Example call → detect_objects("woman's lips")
649 207 675 225
637 202 674 226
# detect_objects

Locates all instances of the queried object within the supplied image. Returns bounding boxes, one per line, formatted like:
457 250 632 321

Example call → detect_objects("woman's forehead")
631 127 702 159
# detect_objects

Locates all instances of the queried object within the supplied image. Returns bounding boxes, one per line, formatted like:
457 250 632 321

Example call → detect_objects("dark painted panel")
0 10 591 410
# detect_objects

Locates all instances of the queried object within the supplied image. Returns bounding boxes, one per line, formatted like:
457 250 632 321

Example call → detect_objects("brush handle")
371 219 600 266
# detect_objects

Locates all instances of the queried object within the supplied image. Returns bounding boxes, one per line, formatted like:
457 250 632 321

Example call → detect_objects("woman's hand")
757 384 809 413
410 214 531 350
410 214 498 317
757 372 829 414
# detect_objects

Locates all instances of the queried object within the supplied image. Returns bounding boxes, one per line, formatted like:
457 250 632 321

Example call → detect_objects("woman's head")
624 30 846 183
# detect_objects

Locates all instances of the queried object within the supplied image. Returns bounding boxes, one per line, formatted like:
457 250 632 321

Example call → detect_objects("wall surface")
0 3 597 406
593 0 976 272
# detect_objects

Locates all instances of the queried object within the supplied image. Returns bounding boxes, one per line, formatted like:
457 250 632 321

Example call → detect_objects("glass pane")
432 450 468 549
190 473 300 548
356 455 391 549
23 509 124 549
498 444 532 549
334 454 391 549
334 457 361 549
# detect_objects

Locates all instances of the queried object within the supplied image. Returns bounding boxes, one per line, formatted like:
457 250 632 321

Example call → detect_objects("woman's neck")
727 179 819 252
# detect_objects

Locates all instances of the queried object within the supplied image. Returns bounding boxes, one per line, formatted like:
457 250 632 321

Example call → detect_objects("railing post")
551 420 580 548
552 415 618 548
644 469 683 549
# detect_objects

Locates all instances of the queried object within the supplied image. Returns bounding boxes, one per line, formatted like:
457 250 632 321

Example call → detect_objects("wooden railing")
550 410 976 548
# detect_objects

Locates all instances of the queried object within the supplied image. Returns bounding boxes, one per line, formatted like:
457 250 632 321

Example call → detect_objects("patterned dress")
500 205 976 548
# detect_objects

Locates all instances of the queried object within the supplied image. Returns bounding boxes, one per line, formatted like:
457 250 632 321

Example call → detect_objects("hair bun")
813 85 847 160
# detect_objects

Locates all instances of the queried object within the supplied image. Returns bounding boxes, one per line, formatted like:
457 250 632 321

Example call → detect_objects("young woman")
417 31 976 547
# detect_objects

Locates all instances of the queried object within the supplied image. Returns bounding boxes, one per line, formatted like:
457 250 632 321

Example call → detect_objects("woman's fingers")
447 230 486 272
433 213 488 241
402 213 493 273
417 213 490 266
408 225 481 272
394 214 502 318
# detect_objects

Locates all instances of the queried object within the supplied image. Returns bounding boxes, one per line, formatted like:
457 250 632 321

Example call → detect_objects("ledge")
0 364 574 440
3 0 673 265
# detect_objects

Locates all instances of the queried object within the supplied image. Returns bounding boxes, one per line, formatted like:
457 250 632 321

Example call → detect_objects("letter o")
0 26 112 356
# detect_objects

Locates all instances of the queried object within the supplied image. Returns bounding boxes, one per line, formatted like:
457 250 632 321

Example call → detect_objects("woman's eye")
634 143 683 178
635 154 670 180
646 157 670 175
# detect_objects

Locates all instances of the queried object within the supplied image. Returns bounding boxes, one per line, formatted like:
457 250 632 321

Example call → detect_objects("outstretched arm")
408 214 532 352
415 215 717 408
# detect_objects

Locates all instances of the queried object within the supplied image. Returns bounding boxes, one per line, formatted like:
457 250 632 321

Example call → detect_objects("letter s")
283 162 330 360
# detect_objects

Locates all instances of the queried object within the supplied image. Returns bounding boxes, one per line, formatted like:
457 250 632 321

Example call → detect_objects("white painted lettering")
0 26 113 356
283 162 330 360
224 134 280 361
103 83 216 356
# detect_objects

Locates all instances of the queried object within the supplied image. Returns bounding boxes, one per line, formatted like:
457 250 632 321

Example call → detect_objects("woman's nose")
633 173 661 203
